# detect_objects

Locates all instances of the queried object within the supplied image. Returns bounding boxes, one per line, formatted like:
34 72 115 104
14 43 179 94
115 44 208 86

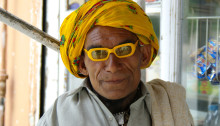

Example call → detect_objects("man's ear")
78 55 89 76
140 44 151 68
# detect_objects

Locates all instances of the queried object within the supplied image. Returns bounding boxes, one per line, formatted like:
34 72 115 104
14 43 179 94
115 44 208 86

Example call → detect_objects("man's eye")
92 50 108 59
116 46 132 56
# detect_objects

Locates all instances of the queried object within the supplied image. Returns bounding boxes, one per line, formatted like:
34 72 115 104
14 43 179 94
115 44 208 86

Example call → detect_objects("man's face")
80 26 147 100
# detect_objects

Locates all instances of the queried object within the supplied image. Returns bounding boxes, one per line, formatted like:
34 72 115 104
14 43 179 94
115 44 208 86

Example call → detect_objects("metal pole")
0 8 60 52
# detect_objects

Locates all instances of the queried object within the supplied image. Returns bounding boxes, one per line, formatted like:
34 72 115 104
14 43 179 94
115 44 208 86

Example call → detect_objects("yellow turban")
60 0 159 78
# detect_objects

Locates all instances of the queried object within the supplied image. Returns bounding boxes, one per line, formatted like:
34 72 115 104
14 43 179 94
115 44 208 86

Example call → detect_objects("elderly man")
38 0 194 126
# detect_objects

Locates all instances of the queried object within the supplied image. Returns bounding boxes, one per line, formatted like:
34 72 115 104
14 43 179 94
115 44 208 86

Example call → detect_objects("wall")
3 0 42 126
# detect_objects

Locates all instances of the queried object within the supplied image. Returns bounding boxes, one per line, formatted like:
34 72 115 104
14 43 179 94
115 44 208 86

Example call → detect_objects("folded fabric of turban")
60 0 159 78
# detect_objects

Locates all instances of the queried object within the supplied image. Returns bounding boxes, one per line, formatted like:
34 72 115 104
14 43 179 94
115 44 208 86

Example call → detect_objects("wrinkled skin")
79 26 151 100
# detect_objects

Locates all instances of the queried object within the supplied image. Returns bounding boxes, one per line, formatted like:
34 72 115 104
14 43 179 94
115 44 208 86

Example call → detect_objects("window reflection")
145 0 161 3
188 0 220 16
182 0 220 125
67 0 85 10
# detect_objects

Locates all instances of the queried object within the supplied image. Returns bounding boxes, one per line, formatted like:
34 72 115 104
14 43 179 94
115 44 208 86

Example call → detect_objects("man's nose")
104 53 122 73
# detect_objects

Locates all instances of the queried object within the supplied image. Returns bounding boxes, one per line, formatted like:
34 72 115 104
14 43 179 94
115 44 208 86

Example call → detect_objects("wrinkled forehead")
84 26 138 48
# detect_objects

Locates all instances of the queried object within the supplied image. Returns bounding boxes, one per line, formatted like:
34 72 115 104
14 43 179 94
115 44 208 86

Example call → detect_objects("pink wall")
3 0 42 126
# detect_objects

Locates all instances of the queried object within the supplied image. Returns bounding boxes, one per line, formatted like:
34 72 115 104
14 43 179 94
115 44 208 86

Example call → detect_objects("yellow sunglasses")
84 40 138 61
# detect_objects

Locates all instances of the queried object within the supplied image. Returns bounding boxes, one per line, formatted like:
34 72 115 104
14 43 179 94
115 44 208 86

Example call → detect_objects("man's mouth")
103 78 125 84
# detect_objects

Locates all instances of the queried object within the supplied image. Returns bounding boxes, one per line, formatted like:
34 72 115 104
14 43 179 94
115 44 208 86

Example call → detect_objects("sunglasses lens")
115 46 132 56
91 50 108 59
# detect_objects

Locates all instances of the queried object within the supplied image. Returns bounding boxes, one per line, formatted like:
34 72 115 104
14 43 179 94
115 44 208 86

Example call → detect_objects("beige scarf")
146 79 194 126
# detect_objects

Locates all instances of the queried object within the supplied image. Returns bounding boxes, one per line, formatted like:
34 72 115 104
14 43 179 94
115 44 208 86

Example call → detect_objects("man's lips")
102 78 125 84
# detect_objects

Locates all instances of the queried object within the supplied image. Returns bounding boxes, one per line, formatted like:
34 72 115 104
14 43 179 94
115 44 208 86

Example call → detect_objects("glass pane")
145 2 161 81
67 0 85 10
181 0 220 125
145 0 161 4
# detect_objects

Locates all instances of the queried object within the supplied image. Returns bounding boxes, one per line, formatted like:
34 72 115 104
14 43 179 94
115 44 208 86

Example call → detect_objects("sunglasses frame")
84 40 138 61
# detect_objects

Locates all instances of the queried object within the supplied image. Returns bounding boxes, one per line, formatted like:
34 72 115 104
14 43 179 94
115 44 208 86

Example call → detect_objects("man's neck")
88 79 142 114
97 89 140 114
